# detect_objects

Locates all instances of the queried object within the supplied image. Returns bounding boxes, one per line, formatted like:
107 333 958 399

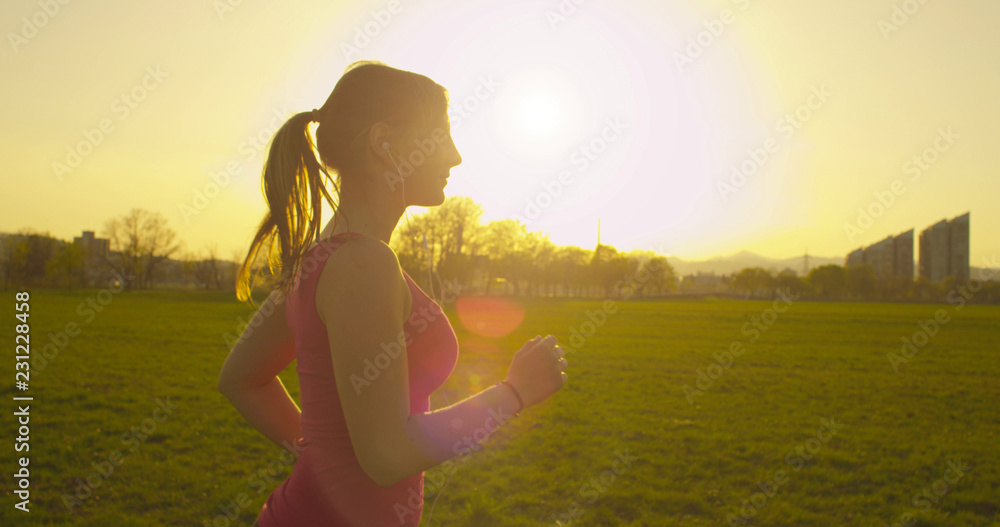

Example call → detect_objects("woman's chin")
417 189 447 207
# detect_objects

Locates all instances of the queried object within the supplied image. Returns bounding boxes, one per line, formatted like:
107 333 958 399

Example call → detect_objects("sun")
490 67 589 164
516 91 561 138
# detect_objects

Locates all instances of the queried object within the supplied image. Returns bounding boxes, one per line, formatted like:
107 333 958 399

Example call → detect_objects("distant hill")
666 250 843 277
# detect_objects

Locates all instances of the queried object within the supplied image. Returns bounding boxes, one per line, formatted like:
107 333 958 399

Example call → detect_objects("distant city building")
919 220 949 282
846 248 865 268
949 213 970 281
866 235 895 279
893 229 914 279
73 230 110 261
844 228 914 281
918 212 970 282
73 230 111 286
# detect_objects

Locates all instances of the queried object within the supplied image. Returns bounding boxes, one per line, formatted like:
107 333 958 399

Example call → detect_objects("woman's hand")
504 335 568 410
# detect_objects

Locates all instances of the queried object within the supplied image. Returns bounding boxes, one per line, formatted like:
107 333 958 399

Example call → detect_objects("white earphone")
383 141 409 209
382 140 459 526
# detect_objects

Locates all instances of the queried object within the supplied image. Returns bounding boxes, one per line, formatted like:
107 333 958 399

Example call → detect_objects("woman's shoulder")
314 235 411 318
322 234 400 270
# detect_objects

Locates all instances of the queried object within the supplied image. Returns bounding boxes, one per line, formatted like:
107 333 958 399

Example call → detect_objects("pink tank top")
256 232 459 526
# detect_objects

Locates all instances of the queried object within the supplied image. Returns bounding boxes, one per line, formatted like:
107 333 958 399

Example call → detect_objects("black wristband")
498 380 524 416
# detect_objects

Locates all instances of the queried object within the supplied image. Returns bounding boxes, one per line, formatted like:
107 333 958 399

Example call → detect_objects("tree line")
1 209 234 291
7 199 995 304
729 265 1000 303
387 197 676 298
1 199 679 298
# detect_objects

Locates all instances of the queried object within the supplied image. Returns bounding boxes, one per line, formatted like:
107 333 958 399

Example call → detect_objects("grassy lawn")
0 289 998 526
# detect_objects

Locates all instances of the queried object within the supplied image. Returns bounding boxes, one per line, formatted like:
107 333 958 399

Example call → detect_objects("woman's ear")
367 121 390 151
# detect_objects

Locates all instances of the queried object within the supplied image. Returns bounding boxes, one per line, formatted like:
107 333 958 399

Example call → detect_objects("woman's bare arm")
218 290 302 454
318 238 549 487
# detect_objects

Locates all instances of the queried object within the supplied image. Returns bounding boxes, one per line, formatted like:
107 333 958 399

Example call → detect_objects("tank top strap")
314 231 366 249
330 231 365 238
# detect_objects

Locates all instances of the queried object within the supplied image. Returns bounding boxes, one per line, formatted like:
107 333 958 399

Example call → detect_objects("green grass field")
1 289 998 526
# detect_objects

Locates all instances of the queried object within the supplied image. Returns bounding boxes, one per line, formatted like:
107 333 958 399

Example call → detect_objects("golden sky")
2 0 997 264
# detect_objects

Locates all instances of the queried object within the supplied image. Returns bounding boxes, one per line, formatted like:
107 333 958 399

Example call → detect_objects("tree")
644 255 676 295
621 251 676 297
589 244 630 297
808 265 847 299
913 275 939 301
0 234 18 291
391 210 434 282
46 242 87 289
431 196 485 293
773 270 809 298
732 267 774 298
102 208 180 289
519 231 556 296
883 275 914 300
183 244 223 290
553 245 591 297
479 219 527 295
846 264 877 299
432 196 483 258
9 229 57 288
941 275 958 299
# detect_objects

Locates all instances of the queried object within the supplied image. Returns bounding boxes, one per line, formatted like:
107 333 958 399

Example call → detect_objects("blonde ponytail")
235 110 337 304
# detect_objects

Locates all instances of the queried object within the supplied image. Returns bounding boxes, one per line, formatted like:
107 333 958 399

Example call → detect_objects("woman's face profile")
392 114 462 207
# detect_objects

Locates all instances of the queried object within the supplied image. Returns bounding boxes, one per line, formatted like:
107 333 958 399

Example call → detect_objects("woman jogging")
217 61 569 526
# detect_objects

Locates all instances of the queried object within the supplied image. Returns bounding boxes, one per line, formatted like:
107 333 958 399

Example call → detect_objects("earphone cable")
384 143 459 525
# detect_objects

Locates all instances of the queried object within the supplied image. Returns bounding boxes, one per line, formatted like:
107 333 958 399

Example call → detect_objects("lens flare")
455 296 526 338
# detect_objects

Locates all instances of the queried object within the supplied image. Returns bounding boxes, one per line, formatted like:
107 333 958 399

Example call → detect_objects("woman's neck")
323 182 404 245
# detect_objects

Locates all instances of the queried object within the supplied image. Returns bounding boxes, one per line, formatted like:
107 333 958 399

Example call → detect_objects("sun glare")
516 92 561 138
490 67 589 164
